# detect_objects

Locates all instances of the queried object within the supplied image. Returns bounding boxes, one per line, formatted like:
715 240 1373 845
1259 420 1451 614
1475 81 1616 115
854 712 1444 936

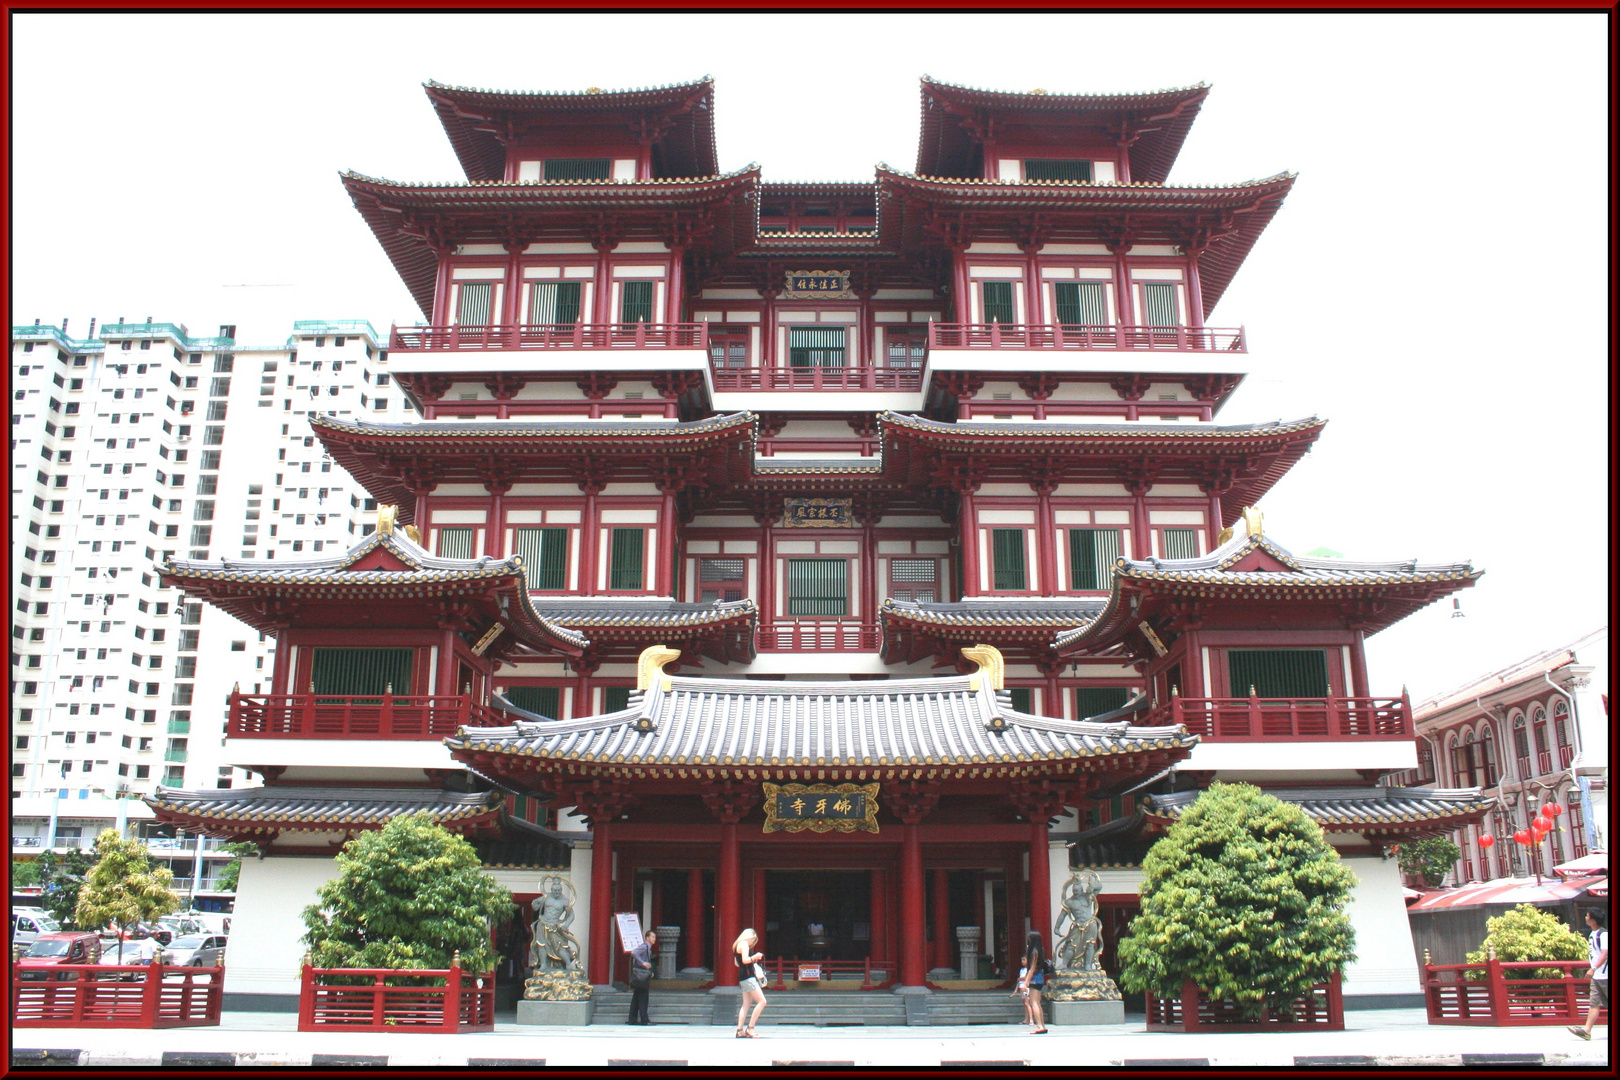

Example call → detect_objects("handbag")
752 961 766 983
629 959 653 989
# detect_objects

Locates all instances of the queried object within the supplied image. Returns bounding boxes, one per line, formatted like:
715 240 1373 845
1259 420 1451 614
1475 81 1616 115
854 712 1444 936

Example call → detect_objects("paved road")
10 1009 1609 1068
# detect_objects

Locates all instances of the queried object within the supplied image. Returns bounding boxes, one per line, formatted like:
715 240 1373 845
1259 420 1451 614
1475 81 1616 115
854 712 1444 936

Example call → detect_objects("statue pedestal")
1048 998 1125 1026
655 925 682 980
1043 968 1123 1026
955 926 983 981
515 998 595 1026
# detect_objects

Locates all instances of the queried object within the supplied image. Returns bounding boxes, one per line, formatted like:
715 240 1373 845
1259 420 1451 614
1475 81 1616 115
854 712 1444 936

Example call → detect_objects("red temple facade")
150 77 1493 1013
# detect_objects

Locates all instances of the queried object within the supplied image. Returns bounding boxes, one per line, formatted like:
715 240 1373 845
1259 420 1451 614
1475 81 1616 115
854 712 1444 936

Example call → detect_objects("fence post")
1485 947 1509 1023
1247 686 1261 738
298 955 315 1030
140 955 164 1028
445 952 463 1033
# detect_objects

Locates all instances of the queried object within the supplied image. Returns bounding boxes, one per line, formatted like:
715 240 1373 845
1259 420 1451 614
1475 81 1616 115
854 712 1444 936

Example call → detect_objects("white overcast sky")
11 13 1611 700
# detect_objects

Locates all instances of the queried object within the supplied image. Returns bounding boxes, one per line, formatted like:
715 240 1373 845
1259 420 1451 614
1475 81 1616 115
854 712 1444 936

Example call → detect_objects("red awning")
1406 874 1605 911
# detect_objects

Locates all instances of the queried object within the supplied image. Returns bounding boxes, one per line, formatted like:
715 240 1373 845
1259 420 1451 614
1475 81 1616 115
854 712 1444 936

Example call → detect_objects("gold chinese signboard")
783 497 853 528
784 269 854 299
762 782 880 834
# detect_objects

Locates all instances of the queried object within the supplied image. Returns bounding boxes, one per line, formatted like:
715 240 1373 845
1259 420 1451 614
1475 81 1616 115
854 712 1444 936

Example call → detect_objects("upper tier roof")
425 76 717 182
917 77 1210 183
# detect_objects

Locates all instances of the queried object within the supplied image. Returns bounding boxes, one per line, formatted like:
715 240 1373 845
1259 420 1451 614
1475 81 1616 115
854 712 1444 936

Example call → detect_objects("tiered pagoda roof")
1141 786 1498 838
880 597 1108 666
143 785 506 840
535 598 758 665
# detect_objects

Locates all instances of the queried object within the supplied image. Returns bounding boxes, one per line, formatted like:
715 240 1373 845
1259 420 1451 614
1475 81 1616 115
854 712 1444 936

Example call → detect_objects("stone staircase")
593 987 715 1027
587 988 1026 1027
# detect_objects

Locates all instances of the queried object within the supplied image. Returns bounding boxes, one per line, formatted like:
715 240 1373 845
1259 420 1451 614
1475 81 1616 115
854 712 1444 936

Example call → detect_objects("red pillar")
1132 487 1151 560
930 868 952 971
485 488 505 558
869 868 887 963
1035 487 1057 595
272 633 291 695
658 490 678 596
1349 630 1370 698
715 822 740 987
588 823 613 984
959 492 980 597
899 824 926 987
1206 491 1224 551
684 868 706 970
436 626 457 697
752 867 767 957
1029 823 1052 954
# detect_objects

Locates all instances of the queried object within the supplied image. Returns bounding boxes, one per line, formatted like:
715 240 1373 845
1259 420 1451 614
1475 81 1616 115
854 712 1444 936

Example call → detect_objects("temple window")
1075 686 1132 719
608 528 647 590
455 283 494 326
1160 528 1200 560
437 527 475 559
504 685 562 719
788 327 847 369
785 558 848 616
1006 687 1033 713
309 647 413 696
541 158 613 181
980 281 1016 324
709 331 749 369
1226 649 1329 698
1138 282 1181 328
514 527 570 591
884 329 926 371
528 281 582 326
1066 528 1122 591
602 686 632 712
887 558 938 603
1053 281 1109 326
698 558 745 603
618 281 655 326
1023 159 1093 182
990 529 1027 590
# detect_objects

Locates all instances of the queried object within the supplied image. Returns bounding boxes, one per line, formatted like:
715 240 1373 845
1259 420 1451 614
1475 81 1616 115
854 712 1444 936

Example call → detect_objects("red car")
16 931 101 980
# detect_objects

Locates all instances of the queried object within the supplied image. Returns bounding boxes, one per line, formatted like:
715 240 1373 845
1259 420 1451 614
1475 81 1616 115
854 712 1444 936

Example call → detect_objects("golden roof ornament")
1240 505 1263 540
961 643 1005 691
636 644 681 691
405 524 422 545
377 504 398 536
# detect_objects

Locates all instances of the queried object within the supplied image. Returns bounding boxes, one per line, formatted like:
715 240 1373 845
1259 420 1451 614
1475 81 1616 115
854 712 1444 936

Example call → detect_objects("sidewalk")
9 1009 1610 1068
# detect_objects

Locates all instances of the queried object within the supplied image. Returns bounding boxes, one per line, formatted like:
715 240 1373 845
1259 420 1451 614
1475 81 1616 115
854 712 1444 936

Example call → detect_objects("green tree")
212 842 261 893
34 848 95 929
74 830 181 960
1465 903 1587 980
300 814 515 981
1117 782 1359 1021
1394 836 1462 888
12 858 42 887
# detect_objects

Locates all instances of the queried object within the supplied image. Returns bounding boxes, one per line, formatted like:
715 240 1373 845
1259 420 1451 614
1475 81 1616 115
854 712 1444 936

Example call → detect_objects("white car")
11 909 60 949
163 934 227 967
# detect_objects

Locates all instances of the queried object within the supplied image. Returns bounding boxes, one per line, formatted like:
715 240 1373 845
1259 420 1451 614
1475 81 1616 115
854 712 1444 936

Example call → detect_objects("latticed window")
619 281 655 326
709 333 749 369
1006 687 1033 713
786 558 848 616
981 281 1015 324
699 558 745 603
505 685 561 719
1076 686 1132 719
1554 702 1573 767
889 559 937 603
1053 281 1108 326
514 527 568 590
1226 649 1329 698
528 282 581 326
1141 282 1180 328
309 647 413 696
990 529 1027 590
456 283 493 327
788 327 846 369
1161 528 1199 560
886 331 926 370
602 686 632 712
1068 528 1121 590
1023 158 1093 182
437 527 474 560
609 528 646 590
543 158 612 180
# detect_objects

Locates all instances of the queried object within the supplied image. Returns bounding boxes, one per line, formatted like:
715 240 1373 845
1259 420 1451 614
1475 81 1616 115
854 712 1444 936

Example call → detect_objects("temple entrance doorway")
762 870 870 962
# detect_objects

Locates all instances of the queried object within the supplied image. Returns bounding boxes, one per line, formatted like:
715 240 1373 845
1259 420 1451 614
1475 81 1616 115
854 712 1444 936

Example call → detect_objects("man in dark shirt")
627 930 658 1025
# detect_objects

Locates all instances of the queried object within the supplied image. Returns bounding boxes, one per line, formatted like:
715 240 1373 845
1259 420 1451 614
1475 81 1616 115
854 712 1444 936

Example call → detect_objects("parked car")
11 908 60 949
16 931 101 979
163 934 226 967
157 915 206 940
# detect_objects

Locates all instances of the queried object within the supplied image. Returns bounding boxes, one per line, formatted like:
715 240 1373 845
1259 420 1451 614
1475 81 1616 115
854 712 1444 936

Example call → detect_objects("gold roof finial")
1216 525 1235 546
636 644 682 691
1241 505 1263 539
961 644 1005 691
404 524 422 545
377 504 398 536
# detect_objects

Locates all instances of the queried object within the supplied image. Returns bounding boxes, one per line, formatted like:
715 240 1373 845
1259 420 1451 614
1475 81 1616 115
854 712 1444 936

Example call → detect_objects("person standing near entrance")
1018 930 1049 1034
1570 911 1608 1041
734 928 768 1037
627 930 657 1025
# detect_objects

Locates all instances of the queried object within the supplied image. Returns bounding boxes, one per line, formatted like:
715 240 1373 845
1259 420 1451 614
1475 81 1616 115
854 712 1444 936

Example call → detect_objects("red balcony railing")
390 323 708 351
711 364 924 393
1138 694 1412 740
758 621 881 652
227 692 507 740
929 323 1245 352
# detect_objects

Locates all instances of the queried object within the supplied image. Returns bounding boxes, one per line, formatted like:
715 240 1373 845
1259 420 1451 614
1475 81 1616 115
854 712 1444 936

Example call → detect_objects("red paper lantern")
1544 802 1564 818
1478 834 1495 849
1514 829 1533 845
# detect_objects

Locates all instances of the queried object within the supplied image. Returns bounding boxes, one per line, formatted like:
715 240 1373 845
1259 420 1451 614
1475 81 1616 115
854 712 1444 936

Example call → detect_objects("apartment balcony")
757 620 881 653
226 692 507 741
389 322 708 352
1138 694 1413 741
926 322 1248 379
710 364 924 394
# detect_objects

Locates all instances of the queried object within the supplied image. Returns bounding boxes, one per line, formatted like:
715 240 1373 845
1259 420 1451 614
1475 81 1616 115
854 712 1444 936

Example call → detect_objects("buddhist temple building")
149 75 1493 1015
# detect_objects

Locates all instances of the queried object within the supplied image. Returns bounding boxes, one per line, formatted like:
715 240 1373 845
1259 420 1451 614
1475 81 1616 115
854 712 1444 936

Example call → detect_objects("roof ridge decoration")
339 163 761 189
920 75 1212 100
876 161 1299 191
424 75 714 97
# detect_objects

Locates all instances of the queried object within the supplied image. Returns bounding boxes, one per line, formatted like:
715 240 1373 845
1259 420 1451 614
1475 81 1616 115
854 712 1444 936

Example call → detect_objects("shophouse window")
437 527 474 559
981 281 1016 324
990 529 1027 590
788 327 846 369
1068 528 1121 590
608 528 646 591
309 647 413 696
1553 701 1573 767
456 283 493 327
619 281 655 326
888 559 938 603
1532 708 1551 772
529 282 581 326
504 686 561 718
709 332 749 369
514 528 568 590
1451 732 1488 788
785 559 848 616
1023 159 1093 182
1512 714 1531 777
1075 686 1133 719
1161 528 1200 560
698 558 745 603
1141 282 1180 328
1226 649 1329 698
543 158 612 180
1053 282 1109 326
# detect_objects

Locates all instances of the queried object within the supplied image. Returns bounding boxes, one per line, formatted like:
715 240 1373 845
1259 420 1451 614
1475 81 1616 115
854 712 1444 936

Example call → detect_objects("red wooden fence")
765 956 894 991
297 957 495 1033
758 621 881 652
1138 695 1412 740
228 693 506 739
1146 972 1344 1032
391 323 707 351
1423 955 1608 1026
12 962 223 1028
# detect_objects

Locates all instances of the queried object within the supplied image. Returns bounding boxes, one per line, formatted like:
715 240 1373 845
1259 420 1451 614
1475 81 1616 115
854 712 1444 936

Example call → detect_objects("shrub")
300 814 515 984
1465 903 1586 980
1117 782 1359 1021
1394 836 1461 888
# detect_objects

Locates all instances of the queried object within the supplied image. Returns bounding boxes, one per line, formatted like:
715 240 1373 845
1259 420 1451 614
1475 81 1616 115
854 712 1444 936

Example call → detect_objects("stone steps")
587 988 1030 1027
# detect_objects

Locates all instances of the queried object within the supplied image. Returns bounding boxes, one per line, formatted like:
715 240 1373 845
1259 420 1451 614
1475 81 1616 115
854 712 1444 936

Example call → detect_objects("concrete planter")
1048 999 1125 1026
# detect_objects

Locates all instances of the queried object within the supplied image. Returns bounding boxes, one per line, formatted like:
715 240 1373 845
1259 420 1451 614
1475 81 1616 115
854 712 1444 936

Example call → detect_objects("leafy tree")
74 830 181 959
34 848 95 929
1394 836 1461 888
1117 782 1359 1021
1465 903 1586 980
12 858 42 887
212 842 261 893
300 814 515 982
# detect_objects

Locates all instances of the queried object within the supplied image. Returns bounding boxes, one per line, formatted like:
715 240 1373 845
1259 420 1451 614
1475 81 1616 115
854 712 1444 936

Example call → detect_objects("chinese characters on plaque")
783 270 855 299
782 497 853 528
762 782 881 833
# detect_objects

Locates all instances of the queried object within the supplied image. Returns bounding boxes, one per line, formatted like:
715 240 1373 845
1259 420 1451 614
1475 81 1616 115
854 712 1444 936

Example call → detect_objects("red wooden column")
959 491 980 598
588 821 614 984
592 238 615 326
752 868 767 956
890 784 940 988
502 241 524 331
656 487 679 596
271 631 291 695
869 868 887 964
930 868 953 972
1032 477 1058 595
1349 630 1370 698
684 868 706 971
754 507 776 633
436 625 458 697
1028 822 1052 955
483 479 510 559
702 784 757 988
1109 239 1135 328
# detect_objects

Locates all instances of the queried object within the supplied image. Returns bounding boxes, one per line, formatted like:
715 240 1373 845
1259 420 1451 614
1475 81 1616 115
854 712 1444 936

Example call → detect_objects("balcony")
757 621 881 652
1139 695 1412 741
710 364 924 393
928 323 1245 352
389 323 707 352
226 692 507 740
